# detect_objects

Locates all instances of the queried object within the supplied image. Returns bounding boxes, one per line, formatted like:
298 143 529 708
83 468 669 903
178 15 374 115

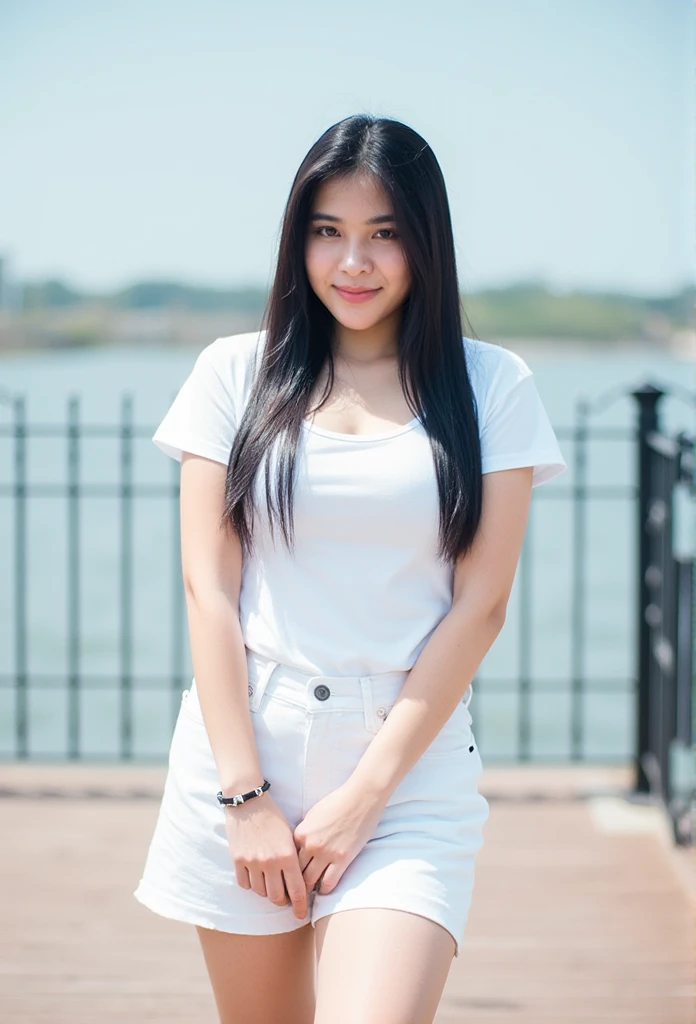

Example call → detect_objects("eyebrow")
309 212 396 225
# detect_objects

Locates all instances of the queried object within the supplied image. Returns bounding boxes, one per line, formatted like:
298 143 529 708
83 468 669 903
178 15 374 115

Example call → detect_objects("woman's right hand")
224 793 309 921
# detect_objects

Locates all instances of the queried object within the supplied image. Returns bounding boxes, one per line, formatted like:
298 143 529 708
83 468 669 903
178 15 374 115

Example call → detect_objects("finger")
317 863 339 895
264 869 291 908
297 848 313 874
247 866 267 898
234 864 252 890
283 866 309 921
301 858 325 894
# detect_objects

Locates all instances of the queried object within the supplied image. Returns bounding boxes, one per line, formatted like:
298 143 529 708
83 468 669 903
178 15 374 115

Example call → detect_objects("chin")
327 299 394 326
332 310 386 331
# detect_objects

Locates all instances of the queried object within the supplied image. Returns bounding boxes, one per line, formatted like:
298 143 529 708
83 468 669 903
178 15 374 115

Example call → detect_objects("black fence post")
675 431 694 750
631 384 666 794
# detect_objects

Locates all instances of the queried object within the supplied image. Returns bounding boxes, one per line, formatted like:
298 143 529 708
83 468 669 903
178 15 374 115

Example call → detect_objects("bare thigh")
195 923 316 1024
313 908 455 1024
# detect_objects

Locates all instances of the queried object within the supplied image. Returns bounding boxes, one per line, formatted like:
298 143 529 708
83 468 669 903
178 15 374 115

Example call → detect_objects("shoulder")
462 336 533 412
201 328 266 379
463 335 532 384
194 329 266 402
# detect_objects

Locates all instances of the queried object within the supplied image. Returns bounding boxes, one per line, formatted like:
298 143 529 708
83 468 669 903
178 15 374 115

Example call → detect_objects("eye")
311 225 398 240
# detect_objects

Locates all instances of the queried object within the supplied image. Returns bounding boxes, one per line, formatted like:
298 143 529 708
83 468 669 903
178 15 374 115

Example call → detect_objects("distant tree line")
13 276 695 343
465 280 694 342
20 279 269 314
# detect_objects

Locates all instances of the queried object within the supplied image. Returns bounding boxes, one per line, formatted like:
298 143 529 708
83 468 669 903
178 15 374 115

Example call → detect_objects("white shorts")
133 649 490 958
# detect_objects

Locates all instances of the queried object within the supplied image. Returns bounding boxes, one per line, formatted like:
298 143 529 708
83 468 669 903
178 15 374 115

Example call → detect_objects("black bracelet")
217 779 271 807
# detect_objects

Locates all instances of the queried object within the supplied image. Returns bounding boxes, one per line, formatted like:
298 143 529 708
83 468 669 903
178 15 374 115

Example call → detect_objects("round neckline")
301 416 421 443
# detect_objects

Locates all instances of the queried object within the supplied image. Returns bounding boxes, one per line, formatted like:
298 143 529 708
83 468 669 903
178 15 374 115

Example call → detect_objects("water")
1 339 694 762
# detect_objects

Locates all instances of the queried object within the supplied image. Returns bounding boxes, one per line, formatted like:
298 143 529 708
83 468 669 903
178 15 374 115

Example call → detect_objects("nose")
337 237 373 275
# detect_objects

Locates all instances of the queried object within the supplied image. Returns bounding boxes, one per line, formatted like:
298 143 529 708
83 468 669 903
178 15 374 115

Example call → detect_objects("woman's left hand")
292 779 387 895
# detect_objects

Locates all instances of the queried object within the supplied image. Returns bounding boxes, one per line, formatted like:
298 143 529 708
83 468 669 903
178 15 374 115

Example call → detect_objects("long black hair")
222 113 483 565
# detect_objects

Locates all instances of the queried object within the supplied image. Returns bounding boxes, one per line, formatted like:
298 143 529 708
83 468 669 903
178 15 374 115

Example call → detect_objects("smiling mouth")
333 285 381 303
334 286 379 292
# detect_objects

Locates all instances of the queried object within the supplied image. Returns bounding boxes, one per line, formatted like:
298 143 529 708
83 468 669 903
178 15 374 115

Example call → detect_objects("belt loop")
360 676 375 733
249 655 279 712
462 682 474 709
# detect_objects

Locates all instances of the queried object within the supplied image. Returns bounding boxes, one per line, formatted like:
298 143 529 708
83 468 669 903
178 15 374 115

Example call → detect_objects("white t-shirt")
153 330 567 676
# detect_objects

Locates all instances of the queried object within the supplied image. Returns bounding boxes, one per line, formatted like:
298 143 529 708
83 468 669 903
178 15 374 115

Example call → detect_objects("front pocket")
179 686 206 726
180 683 273 725
366 696 476 760
247 678 274 715
366 700 398 736
419 701 476 761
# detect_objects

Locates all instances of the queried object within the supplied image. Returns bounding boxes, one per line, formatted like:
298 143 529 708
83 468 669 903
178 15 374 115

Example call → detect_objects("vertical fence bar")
660 448 679 807
676 558 694 744
669 431 695 842
517 504 532 761
632 385 666 793
651 448 667 795
13 396 28 758
674 432 694 748
570 398 588 760
119 395 134 759
66 396 81 759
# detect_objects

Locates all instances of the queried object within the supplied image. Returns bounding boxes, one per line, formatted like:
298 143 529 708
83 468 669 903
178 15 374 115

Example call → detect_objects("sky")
0 0 693 297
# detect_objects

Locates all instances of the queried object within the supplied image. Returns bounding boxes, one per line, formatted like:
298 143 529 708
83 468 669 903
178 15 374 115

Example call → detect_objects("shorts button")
248 684 254 697
376 706 387 718
314 684 330 701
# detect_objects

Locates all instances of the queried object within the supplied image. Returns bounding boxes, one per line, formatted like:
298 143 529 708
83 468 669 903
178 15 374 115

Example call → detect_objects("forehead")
310 174 392 215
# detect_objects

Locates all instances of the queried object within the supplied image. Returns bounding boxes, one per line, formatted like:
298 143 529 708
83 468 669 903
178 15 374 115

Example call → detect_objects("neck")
331 308 402 364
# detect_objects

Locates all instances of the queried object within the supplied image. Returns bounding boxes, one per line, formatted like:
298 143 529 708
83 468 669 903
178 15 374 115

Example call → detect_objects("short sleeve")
152 341 238 465
479 349 567 488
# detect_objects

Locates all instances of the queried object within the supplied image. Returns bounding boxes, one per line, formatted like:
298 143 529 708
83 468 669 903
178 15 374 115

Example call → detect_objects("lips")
335 286 377 294
333 285 381 303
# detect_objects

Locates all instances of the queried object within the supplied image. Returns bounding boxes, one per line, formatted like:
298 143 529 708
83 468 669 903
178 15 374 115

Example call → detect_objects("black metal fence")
633 385 695 843
0 382 694 841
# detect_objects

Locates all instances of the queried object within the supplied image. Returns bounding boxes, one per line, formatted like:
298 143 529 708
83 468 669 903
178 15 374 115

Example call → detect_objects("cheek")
384 251 411 295
304 241 332 288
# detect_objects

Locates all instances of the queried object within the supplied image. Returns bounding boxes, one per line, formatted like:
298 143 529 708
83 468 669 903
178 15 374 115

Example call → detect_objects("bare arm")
179 451 263 796
179 451 310 919
348 465 534 801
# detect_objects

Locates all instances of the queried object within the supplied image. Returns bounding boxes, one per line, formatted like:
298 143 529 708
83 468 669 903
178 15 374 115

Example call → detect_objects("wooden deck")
0 763 693 1023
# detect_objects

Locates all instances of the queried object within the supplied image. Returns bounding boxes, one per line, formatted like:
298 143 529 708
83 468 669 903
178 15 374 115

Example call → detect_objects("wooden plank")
0 765 692 1023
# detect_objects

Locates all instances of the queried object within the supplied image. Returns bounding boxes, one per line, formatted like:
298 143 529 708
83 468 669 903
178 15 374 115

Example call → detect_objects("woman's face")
304 173 411 334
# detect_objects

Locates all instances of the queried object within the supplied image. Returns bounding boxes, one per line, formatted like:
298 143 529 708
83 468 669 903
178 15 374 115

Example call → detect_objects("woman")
134 113 567 1023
